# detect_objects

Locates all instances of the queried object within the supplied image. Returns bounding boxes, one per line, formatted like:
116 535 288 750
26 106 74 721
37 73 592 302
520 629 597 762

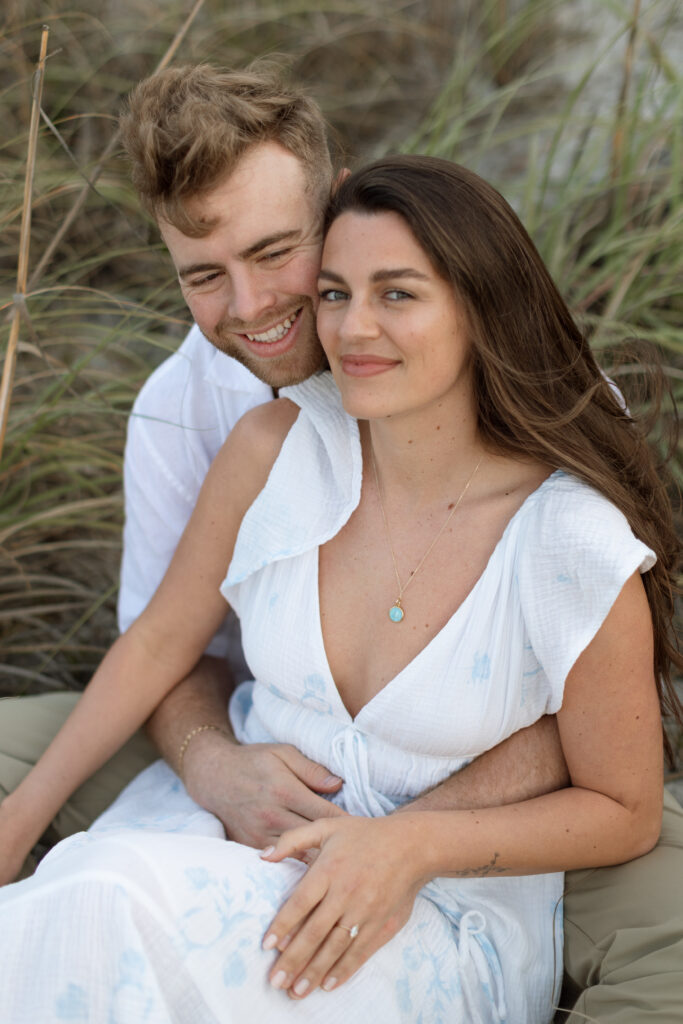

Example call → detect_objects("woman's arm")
260 570 662 998
0 399 299 884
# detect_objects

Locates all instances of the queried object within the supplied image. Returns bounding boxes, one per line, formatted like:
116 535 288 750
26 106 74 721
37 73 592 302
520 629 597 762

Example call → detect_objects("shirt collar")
200 329 275 400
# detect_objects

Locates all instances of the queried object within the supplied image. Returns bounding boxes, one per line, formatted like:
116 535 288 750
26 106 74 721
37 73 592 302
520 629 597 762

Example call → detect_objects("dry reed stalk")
610 0 641 185
0 495 120 547
0 25 49 462
25 0 206 294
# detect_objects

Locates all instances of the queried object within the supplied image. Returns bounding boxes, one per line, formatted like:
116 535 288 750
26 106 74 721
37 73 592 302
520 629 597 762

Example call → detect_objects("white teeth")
246 313 295 343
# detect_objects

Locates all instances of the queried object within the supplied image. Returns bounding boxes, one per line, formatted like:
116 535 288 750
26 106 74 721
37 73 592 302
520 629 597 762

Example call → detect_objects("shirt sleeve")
116 339 236 660
517 475 656 712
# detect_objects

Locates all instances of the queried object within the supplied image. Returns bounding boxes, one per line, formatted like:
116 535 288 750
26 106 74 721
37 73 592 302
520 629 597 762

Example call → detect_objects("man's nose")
227 267 278 324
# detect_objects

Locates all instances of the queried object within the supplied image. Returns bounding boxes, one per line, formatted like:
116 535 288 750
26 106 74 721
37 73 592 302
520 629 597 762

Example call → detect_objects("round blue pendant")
389 604 404 623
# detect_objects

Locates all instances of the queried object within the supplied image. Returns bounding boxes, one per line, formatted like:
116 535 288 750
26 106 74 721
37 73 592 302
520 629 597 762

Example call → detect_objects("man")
0 64 681 1022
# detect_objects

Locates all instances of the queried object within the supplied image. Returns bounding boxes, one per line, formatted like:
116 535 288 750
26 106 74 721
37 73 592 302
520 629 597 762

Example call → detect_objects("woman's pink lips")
340 355 399 378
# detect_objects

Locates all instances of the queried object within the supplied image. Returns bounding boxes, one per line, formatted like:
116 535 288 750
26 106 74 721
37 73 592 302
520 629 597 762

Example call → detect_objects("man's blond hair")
120 62 333 236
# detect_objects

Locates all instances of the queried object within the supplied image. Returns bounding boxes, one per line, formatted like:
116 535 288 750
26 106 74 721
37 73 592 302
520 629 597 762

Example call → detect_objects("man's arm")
398 714 570 814
144 655 235 764
148 661 567 844
148 658 568 846
145 655 346 847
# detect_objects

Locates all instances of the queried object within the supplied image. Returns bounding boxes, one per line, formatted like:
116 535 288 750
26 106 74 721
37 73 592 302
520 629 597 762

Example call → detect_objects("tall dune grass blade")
0 26 49 461
25 0 207 295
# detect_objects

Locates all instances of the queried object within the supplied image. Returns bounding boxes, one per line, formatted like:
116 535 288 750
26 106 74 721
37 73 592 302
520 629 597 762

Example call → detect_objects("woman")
0 156 678 1023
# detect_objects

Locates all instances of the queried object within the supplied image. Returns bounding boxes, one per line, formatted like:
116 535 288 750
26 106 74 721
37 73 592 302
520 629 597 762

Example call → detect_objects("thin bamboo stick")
26 0 206 294
0 26 49 462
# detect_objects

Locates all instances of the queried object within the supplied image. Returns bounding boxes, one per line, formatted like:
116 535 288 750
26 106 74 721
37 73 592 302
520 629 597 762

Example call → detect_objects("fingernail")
322 976 337 992
324 774 342 785
293 978 310 996
271 970 288 990
279 933 292 950
260 845 275 858
262 932 278 951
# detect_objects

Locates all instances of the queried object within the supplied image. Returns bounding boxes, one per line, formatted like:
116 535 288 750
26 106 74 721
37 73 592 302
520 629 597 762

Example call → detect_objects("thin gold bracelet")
176 724 228 779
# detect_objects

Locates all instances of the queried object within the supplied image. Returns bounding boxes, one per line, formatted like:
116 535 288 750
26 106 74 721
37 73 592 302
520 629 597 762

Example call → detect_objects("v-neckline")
315 469 563 723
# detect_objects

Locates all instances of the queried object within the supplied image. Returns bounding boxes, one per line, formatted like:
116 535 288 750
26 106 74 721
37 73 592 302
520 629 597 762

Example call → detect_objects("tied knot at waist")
330 727 396 818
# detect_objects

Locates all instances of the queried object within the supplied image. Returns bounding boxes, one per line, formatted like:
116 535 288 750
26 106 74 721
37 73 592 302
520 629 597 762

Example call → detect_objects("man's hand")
182 730 346 848
145 655 346 848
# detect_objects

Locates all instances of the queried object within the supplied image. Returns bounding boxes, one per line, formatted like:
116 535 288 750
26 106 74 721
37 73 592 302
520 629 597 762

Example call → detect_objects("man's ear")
331 167 351 195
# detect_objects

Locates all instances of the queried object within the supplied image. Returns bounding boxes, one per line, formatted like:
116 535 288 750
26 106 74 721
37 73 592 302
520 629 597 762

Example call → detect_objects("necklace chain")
370 447 483 623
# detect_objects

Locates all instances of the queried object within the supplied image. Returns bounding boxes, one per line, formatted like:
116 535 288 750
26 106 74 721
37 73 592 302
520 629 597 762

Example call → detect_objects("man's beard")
208 298 328 389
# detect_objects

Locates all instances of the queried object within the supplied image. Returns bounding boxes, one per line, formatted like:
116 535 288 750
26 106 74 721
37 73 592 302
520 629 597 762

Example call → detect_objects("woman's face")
317 210 472 423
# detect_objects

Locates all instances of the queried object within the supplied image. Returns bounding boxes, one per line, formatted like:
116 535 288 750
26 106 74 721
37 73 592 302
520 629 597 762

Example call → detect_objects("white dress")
0 373 655 1024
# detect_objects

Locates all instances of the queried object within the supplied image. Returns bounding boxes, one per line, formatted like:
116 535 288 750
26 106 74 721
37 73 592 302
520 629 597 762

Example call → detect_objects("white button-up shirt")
117 323 272 669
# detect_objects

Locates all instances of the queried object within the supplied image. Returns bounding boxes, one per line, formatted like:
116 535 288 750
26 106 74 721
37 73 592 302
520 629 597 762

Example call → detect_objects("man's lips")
244 308 301 343
236 308 304 359
340 354 400 378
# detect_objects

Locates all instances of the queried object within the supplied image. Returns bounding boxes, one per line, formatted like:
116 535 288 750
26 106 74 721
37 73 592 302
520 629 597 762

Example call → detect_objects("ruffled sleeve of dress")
517 471 656 712
221 371 361 600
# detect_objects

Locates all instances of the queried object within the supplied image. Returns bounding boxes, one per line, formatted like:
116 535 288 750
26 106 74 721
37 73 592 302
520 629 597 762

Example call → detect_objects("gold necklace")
371 448 483 623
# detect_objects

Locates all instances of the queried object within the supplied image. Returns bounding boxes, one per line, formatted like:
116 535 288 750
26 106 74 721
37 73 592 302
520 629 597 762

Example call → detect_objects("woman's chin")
338 393 397 421
329 373 398 421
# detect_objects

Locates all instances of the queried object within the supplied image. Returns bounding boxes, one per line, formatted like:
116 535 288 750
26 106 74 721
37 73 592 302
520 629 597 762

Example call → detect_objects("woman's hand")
259 813 431 999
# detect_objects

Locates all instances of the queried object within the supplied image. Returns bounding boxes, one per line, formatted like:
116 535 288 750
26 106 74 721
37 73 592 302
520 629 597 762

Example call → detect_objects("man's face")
160 141 328 388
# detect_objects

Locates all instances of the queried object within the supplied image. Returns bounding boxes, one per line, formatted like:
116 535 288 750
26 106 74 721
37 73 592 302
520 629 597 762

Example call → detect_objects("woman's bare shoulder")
227 396 300 463
207 398 300 516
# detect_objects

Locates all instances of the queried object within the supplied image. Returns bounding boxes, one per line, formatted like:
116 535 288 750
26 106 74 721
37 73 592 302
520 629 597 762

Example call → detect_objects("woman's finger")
262 859 329 955
284 918 365 998
275 889 413 998
261 819 327 864
269 899 352 995
260 817 328 854
319 913 407 994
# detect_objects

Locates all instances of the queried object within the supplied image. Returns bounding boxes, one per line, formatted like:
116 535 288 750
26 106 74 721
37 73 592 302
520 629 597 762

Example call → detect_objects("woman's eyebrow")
318 267 429 283
371 268 430 283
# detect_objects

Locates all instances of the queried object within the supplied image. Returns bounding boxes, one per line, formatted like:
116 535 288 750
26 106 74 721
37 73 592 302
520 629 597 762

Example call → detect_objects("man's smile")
244 307 303 344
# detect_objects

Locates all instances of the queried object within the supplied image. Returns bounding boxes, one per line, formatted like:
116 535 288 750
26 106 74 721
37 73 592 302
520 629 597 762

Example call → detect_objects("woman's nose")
338 298 381 342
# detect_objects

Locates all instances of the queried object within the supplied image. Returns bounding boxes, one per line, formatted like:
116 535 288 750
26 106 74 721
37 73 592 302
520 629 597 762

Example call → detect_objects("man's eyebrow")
177 230 303 280
318 267 430 283
238 229 302 260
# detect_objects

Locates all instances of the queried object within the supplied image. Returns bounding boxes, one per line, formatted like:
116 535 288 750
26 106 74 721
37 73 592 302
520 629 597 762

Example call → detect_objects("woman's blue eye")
319 288 348 302
385 289 412 300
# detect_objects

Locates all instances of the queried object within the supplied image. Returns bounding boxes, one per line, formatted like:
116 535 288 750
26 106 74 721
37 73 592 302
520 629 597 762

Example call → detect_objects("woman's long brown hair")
326 155 682 762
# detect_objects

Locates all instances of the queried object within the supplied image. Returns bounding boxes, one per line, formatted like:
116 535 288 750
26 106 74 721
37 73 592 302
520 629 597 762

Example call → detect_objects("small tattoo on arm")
454 852 507 878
